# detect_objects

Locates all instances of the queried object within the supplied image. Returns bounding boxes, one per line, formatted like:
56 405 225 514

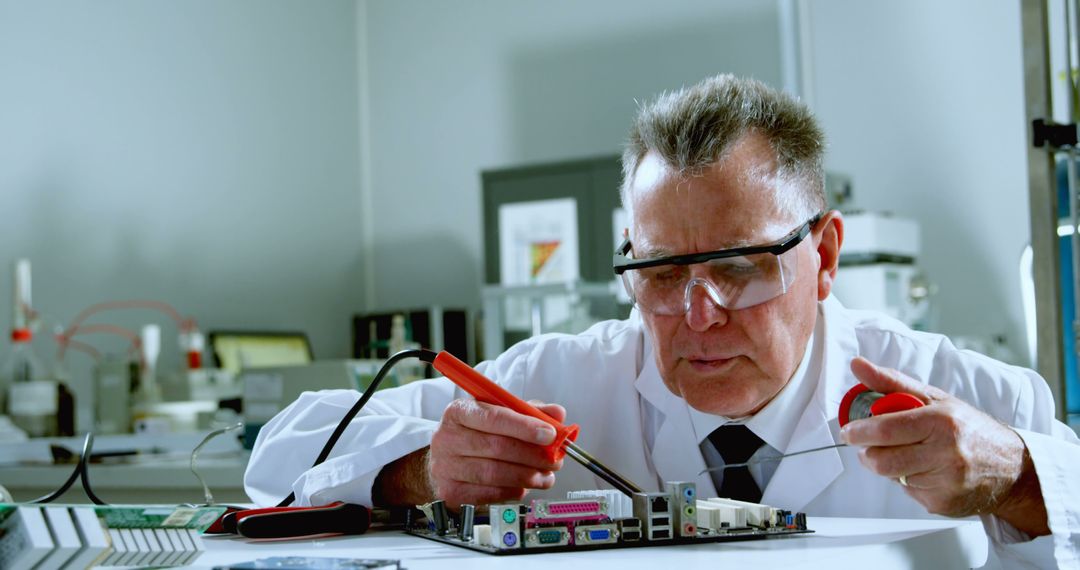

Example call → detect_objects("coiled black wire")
31 432 106 505
276 348 438 507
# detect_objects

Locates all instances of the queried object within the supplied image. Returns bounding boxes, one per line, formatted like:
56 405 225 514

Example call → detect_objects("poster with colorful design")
498 198 579 329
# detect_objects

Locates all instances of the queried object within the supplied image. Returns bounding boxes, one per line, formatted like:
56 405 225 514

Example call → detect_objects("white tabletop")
191 516 989 570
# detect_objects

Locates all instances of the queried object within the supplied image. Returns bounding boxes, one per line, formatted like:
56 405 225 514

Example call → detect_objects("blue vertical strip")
1058 160 1080 414
1061 236 1079 413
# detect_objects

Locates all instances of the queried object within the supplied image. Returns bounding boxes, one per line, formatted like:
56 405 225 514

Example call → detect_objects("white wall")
360 0 783 311
0 1 365 425
804 0 1030 360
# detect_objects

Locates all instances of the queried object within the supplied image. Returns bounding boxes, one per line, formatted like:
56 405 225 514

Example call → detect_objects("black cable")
276 348 439 507
30 435 87 503
79 432 107 505
30 432 106 504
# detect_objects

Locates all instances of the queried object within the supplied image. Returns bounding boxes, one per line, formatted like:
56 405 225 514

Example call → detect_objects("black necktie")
708 424 765 503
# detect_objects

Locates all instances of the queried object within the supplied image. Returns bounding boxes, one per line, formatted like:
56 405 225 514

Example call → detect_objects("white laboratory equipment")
93 356 134 435
388 314 423 383
239 359 388 448
831 212 933 329
481 280 627 361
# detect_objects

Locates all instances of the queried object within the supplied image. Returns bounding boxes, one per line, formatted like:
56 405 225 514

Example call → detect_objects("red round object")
869 392 924 416
10 328 31 342
838 383 870 428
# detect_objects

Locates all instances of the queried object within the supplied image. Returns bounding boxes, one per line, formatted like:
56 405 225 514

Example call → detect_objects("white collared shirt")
690 305 824 492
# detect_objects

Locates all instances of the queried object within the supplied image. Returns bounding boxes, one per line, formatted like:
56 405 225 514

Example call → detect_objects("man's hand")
427 398 566 508
841 357 1049 536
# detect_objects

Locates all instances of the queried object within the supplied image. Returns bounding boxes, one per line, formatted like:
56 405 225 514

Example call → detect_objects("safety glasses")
612 213 822 315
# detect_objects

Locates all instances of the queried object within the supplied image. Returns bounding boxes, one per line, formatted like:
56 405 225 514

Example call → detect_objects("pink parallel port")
547 501 602 515
526 500 608 525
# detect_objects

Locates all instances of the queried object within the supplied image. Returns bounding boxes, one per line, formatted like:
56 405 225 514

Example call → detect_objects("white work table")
0 455 250 504
0 433 250 504
192 517 989 569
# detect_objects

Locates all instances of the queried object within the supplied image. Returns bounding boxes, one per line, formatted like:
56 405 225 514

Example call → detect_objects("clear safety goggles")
612 213 822 316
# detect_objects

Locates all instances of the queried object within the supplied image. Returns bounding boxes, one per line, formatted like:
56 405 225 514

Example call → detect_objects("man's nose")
684 278 729 331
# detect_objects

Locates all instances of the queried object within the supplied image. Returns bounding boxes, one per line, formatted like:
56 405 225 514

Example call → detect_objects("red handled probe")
430 351 643 497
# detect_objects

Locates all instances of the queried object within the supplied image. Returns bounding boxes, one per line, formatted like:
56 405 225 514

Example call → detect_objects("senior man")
246 75 1079 567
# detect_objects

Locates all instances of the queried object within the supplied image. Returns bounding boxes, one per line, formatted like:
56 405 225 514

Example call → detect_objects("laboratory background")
0 0 1075 511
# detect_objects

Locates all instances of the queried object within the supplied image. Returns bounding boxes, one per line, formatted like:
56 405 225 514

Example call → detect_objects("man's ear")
815 210 844 301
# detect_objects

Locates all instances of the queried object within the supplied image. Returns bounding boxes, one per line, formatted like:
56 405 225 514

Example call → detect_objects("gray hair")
620 74 826 222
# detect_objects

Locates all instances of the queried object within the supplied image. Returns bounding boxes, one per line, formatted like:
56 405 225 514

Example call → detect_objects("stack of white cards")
97 523 205 567
0 504 206 569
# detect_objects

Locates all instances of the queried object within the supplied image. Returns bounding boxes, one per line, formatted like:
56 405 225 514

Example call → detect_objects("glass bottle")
3 327 55 436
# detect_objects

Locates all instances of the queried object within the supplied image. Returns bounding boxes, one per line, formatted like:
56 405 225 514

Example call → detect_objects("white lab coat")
246 296 1080 568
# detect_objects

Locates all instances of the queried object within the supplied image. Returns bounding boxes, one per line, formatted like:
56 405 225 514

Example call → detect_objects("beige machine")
239 359 391 448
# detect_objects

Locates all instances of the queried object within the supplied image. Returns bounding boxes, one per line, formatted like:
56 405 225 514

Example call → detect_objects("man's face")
628 135 823 417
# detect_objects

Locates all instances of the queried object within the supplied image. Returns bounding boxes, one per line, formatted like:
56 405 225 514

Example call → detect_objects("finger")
534 402 567 424
444 399 557 445
842 405 937 447
438 481 527 509
849 357 938 403
857 443 943 479
440 456 556 489
444 427 563 471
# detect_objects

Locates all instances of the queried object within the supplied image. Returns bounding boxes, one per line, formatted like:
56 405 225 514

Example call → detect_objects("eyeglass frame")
612 211 825 275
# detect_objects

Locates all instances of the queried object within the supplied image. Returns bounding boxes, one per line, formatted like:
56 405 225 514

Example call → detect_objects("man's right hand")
428 398 567 508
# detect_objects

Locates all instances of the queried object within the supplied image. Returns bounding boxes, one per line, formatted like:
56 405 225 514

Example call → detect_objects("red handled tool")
431 352 578 462
213 502 371 539
431 351 642 497
838 383 925 428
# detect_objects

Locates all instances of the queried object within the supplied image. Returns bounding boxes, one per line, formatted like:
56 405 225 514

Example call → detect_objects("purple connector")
502 532 517 547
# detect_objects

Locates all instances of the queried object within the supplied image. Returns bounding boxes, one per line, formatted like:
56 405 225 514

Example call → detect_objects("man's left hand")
841 357 1049 536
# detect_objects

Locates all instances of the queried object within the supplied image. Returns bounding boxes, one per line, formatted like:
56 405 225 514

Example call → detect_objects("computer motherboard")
407 481 810 555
